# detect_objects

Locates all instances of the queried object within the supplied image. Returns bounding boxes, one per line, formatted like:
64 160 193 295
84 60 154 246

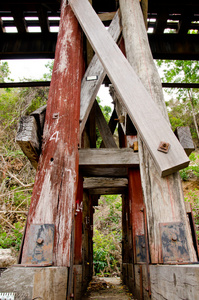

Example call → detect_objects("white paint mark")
50 131 59 143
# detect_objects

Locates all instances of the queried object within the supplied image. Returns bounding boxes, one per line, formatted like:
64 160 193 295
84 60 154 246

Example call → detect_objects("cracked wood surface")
21 1 84 266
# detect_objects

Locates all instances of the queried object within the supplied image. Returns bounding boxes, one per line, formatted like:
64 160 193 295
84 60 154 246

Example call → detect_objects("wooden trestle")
1 0 199 299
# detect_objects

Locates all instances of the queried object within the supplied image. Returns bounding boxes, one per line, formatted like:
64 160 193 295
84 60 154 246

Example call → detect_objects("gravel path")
82 277 134 300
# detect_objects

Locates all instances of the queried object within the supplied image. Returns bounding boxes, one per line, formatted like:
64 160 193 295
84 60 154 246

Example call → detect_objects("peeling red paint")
21 1 84 266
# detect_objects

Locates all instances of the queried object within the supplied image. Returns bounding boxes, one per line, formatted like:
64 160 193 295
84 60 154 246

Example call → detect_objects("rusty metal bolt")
172 234 178 242
37 238 44 245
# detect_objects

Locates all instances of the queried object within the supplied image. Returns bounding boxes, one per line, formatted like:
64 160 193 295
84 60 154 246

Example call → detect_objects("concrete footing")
0 266 68 300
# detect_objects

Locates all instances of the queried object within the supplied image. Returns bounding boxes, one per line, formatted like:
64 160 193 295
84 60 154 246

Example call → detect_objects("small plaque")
0 293 15 300
86 75 98 81
160 222 190 263
23 224 54 265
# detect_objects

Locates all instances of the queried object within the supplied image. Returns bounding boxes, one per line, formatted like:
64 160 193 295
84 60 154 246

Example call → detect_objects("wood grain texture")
150 265 199 300
80 10 121 135
69 0 189 177
95 100 117 148
83 177 128 189
119 0 197 263
175 126 195 156
21 1 84 267
16 116 40 169
79 148 139 167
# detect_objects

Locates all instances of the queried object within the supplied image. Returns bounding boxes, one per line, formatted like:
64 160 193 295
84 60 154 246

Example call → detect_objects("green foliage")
179 152 199 181
93 195 122 276
0 222 23 251
156 59 199 140
0 61 11 82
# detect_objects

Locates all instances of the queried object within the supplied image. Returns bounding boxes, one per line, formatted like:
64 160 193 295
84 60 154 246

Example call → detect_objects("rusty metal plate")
136 235 146 263
158 141 170 153
24 224 54 265
160 222 190 263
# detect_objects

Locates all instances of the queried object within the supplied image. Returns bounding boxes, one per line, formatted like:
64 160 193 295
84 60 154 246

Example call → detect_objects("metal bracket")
158 141 170 153
136 235 146 263
23 224 54 265
160 222 190 263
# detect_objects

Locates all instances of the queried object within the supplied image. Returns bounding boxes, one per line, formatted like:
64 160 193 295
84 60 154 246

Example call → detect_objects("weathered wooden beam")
150 265 199 299
79 149 139 168
175 126 195 156
21 1 84 267
79 10 122 135
119 0 197 263
95 100 117 148
83 177 128 189
80 167 128 178
100 108 118 148
38 6 50 33
16 116 40 169
98 12 116 22
11 7 27 33
154 12 169 34
69 0 189 177
88 187 127 195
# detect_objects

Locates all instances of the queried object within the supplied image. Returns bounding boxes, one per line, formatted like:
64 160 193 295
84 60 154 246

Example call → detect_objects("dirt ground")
82 277 135 300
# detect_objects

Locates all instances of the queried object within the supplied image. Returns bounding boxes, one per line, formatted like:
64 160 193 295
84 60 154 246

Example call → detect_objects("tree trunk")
119 0 197 263
21 1 84 266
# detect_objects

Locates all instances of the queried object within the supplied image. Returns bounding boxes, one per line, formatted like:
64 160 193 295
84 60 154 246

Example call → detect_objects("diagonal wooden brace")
69 0 189 177
80 9 122 135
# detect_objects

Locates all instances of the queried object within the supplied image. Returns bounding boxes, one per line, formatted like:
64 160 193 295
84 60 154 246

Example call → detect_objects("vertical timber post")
119 0 197 264
21 0 84 267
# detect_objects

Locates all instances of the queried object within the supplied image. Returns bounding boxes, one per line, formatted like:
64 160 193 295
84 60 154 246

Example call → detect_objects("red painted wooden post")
21 1 84 266
74 174 83 265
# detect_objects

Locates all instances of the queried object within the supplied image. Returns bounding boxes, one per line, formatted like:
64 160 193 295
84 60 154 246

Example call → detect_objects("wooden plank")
150 265 199 300
79 10 122 136
175 126 195 156
95 100 117 148
69 0 190 177
38 6 50 33
79 148 139 167
83 177 128 189
119 0 197 263
80 167 128 178
21 1 84 267
88 187 127 195
11 7 27 33
98 12 116 22
100 108 118 148
16 116 40 169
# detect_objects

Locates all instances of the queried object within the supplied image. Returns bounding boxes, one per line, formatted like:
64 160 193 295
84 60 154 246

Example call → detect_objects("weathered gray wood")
69 0 189 177
80 10 122 135
88 187 127 195
100 109 118 148
79 149 139 167
98 12 116 22
80 167 128 178
175 126 195 156
150 265 199 300
95 100 117 148
119 0 197 263
84 177 128 189
16 116 40 169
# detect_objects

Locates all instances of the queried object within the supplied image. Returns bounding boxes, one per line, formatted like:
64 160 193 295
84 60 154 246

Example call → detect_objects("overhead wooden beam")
69 0 189 177
79 10 122 135
83 177 128 189
79 149 139 167
11 7 27 33
154 12 169 34
88 187 127 195
38 6 50 33
95 100 117 148
178 11 193 35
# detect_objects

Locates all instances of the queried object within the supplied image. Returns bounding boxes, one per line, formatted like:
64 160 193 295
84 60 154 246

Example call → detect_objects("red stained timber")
74 174 83 265
21 1 84 266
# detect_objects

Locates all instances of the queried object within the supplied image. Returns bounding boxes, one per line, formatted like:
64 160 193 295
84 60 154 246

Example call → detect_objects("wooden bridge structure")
0 0 199 299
